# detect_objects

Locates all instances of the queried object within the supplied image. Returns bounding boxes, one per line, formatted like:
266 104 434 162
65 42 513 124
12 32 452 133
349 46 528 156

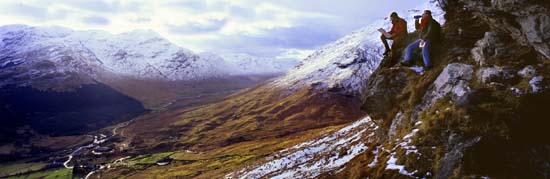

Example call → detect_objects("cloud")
166 18 227 34
0 2 68 21
56 0 147 13
162 1 208 12
179 22 342 58
82 16 110 25
130 17 151 23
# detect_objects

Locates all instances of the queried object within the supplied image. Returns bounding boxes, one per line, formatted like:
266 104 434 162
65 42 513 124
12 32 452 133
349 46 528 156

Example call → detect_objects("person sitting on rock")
378 12 408 57
401 10 441 70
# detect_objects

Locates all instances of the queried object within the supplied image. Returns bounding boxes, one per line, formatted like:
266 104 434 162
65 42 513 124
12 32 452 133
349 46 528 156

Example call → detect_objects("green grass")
7 168 72 179
0 160 48 177
128 152 174 165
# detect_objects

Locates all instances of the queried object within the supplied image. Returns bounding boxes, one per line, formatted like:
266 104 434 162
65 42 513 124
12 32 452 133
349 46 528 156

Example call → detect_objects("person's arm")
378 28 393 38
388 25 396 38
415 19 420 30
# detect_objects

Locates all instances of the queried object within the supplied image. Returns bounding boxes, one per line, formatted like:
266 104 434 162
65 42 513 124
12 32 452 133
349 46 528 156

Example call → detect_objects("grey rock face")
409 63 474 122
530 75 544 93
435 137 481 179
518 65 537 78
476 66 516 84
388 112 404 140
461 0 550 59
471 32 507 66
422 63 474 107
361 69 409 120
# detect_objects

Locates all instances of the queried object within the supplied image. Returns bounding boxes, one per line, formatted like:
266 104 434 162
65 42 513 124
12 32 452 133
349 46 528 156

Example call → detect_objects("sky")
0 0 426 60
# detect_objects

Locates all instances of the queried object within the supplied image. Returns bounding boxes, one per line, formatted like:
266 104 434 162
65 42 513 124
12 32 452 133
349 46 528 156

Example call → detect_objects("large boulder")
476 66 516 84
471 32 508 66
361 69 410 121
518 65 537 78
421 63 474 107
458 0 550 59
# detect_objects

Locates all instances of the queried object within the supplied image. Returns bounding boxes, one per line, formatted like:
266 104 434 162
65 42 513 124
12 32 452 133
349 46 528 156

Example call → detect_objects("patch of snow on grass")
227 116 377 179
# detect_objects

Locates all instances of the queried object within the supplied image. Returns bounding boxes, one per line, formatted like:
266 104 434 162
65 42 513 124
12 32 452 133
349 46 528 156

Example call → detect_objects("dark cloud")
253 25 342 49
189 23 344 58
82 16 110 25
166 19 227 34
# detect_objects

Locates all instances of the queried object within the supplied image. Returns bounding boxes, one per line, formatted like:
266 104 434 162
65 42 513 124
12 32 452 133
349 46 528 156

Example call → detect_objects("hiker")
401 10 441 70
378 12 407 57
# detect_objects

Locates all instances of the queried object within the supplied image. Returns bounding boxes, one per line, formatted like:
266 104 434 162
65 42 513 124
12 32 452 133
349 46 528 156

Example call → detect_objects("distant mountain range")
0 24 298 90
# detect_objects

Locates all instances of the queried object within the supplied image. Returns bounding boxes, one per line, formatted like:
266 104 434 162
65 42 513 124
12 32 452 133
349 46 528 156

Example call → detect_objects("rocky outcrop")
471 32 509 66
476 65 516 84
350 1 550 179
361 69 410 121
416 63 473 112
518 65 537 78
451 0 550 59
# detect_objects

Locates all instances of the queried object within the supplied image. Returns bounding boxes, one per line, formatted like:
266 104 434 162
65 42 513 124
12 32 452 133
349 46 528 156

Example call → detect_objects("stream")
62 119 134 179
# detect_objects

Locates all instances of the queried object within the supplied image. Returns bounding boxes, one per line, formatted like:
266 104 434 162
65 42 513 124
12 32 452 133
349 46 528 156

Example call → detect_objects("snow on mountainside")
0 25 297 89
271 2 444 96
219 53 299 76
75 29 227 81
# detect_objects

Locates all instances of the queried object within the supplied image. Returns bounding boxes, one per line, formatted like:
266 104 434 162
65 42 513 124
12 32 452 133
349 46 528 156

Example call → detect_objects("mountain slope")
229 0 550 178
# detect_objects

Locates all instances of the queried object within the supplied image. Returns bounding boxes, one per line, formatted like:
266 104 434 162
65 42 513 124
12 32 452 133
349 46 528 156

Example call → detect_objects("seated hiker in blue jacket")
401 10 441 70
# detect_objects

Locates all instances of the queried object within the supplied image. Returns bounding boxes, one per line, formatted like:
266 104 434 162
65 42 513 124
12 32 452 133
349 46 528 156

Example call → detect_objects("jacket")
389 18 408 39
415 18 441 42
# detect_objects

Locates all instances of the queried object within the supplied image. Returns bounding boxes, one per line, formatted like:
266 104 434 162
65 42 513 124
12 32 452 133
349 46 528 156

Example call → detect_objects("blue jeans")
403 39 431 67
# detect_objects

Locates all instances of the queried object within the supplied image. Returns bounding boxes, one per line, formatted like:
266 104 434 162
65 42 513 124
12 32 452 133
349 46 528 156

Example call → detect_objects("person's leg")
422 40 432 68
381 35 391 54
403 39 421 64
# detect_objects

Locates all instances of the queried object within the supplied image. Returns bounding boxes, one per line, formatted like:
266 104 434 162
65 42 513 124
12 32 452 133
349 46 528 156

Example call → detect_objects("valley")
1 0 549 178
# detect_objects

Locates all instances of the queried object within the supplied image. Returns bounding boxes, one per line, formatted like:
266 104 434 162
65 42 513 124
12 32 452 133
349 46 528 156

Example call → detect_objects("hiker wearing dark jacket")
379 12 408 56
401 10 441 70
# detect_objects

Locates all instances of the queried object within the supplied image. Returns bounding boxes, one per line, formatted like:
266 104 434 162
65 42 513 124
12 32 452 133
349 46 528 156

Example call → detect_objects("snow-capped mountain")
75 29 227 81
0 25 297 89
0 25 220 83
271 2 444 96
